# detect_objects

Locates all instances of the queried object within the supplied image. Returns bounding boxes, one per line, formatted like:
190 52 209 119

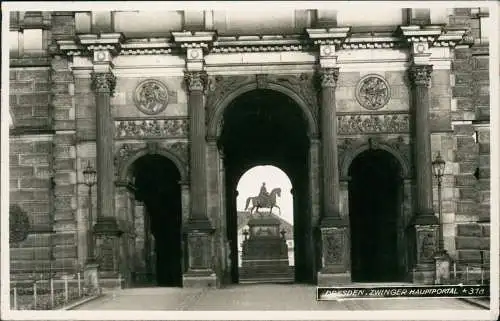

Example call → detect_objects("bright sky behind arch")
236 165 294 225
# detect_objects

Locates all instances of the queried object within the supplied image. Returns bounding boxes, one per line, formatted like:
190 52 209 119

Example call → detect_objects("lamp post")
432 152 446 254
83 161 97 263
432 152 450 284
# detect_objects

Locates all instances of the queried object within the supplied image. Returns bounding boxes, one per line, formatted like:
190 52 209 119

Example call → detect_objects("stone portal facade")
8 7 491 287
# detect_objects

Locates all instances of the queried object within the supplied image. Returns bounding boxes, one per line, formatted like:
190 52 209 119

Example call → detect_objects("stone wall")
448 8 490 271
50 12 79 275
9 11 80 279
9 136 54 278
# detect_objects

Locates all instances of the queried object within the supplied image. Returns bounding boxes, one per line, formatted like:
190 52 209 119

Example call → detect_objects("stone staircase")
239 266 295 283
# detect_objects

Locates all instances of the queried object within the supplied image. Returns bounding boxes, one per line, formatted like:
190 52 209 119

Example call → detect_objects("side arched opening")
129 154 184 287
348 148 407 282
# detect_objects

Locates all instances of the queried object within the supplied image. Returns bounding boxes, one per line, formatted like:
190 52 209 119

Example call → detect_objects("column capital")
184 71 208 93
318 68 340 89
91 71 116 95
409 64 433 88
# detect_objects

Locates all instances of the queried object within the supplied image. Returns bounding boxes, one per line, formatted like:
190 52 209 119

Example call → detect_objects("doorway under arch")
132 154 183 287
348 149 404 282
219 89 314 284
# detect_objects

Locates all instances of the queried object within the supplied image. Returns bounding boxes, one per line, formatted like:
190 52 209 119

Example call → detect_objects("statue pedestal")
240 213 293 283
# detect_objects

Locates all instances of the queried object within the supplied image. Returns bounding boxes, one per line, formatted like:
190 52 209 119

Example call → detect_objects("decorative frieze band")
341 35 405 50
56 26 470 57
337 114 410 134
115 119 188 139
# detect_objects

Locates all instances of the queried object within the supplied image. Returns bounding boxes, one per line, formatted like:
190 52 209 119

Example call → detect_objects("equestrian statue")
244 182 281 215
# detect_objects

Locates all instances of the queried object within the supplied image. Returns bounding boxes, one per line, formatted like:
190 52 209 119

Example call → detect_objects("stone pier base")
182 271 218 288
84 262 100 294
412 264 436 284
317 272 352 286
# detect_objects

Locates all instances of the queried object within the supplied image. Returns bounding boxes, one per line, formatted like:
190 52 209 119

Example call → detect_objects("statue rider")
259 182 269 200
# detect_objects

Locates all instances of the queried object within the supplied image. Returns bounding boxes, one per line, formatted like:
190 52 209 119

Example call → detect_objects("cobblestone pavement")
74 284 486 311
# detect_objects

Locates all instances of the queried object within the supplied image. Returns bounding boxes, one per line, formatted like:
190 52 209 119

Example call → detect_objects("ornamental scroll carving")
134 80 169 115
409 65 433 88
114 142 189 178
338 114 410 134
10 204 31 244
91 72 116 95
318 68 339 88
205 75 253 117
269 73 318 113
338 136 411 178
184 71 208 92
355 75 390 110
417 228 437 262
115 119 188 139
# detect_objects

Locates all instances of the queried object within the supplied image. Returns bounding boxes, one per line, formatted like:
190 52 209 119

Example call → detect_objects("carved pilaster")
183 68 214 287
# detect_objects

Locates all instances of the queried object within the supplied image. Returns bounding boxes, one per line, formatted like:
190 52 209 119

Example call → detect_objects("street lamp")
432 152 446 254
83 161 97 263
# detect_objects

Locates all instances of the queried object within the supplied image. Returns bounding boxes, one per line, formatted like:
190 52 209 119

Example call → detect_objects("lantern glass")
83 161 97 187
432 153 446 178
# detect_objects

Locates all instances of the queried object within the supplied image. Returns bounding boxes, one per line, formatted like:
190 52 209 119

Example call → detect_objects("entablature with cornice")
56 24 470 60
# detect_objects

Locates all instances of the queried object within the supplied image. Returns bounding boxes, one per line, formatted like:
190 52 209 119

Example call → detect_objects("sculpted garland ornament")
134 80 169 115
355 75 390 110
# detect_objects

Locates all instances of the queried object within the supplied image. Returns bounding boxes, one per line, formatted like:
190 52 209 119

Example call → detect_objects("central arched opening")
220 89 313 284
236 165 295 283
133 154 183 287
348 149 403 282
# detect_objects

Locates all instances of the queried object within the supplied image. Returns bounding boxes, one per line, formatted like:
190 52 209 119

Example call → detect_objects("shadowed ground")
73 284 486 311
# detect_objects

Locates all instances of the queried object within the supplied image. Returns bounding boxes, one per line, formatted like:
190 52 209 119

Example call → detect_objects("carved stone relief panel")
337 135 412 179
321 227 346 266
268 73 318 114
205 75 253 118
115 118 188 139
338 114 410 134
114 141 189 179
355 74 391 110
205 73 319 125
134 79 170 115
415 225 438 264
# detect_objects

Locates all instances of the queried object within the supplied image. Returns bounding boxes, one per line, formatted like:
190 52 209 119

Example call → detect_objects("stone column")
319 68 343 225
409 65 438 224
409 64 439 284
185 71 211 228
91 71 123 281
317 68 350 285
182 71 216 288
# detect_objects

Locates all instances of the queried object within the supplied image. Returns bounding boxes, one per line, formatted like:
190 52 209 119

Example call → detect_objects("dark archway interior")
348 149 403 282
219 89 313 284
133 155 183 287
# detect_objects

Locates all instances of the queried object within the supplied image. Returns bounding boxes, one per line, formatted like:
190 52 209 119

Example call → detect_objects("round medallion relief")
134 79 169 115
355 74 391 110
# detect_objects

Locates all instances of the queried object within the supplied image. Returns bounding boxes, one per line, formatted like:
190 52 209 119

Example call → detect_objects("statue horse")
244 188 281 215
